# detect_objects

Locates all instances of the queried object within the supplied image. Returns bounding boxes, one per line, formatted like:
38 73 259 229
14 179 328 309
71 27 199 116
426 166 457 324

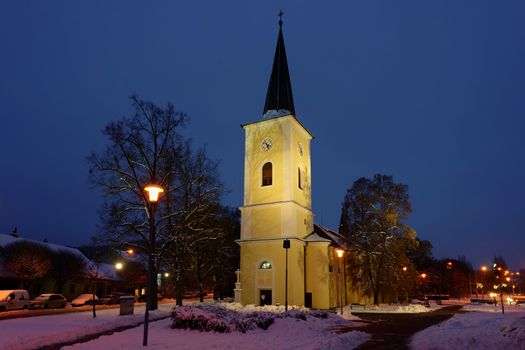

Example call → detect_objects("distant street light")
143 183 164 346
115 262 123 270
336 249 345 315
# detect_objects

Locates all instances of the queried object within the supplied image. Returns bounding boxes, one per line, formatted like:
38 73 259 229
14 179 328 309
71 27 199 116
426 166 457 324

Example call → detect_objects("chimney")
10 227 19 238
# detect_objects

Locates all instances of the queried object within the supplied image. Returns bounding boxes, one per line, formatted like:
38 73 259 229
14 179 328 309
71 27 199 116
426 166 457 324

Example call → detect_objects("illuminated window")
260 261 272 269
262 162 272 186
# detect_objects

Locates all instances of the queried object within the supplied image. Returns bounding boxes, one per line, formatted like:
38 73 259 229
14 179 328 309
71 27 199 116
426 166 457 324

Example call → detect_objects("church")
236 17 348 310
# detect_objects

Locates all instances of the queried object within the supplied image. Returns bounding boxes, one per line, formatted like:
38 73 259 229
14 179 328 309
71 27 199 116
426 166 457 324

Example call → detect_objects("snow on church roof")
310 224 349 250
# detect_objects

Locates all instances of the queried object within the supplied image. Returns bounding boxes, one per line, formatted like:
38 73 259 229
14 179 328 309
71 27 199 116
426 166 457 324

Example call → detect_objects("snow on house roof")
0 233 122 281
0 233 90 263
95 263 122 281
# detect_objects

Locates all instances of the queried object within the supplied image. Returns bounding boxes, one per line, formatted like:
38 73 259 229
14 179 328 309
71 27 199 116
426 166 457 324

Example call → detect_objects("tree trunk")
175 270 183 306
373 287 379 306
199 282 204 303
92 281 97 318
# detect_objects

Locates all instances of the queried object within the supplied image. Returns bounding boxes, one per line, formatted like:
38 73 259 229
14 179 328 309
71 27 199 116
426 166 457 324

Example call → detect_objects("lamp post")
336 249 344 315
283 239 290 311
494 264 504 314
481 265 488 300
143 184 164 346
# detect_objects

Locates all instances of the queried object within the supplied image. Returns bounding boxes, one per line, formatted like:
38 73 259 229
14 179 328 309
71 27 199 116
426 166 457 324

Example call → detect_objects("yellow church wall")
290 120 313 210
240 205 282 239
243 118 288 206
239 240 306 306
305 242 331 309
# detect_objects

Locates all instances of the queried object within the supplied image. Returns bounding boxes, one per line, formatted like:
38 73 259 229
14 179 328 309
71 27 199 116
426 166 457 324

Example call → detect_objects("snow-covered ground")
0 302 174 350
64 312 369 350
342 302 444 317
410 303 525 350
0 302 370 350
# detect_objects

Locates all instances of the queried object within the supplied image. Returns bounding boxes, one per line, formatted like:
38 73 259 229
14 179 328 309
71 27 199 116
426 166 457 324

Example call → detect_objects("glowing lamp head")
115 262 123 270
402 266 407 272
145 184 164 203
481 266 488 272
127 249 134 255
164 272 169 277
421 273 427 279
335 249 344 258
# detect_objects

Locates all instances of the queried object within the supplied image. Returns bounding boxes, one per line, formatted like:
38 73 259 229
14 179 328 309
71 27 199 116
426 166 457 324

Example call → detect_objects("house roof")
0 233 122 281
0 233 90 263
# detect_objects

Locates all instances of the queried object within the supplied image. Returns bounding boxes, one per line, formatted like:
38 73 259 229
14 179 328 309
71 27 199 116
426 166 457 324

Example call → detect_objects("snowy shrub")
171 306 231 333
171 303 330 334
233 312 275 333
283 310 307 320
310 310 329 319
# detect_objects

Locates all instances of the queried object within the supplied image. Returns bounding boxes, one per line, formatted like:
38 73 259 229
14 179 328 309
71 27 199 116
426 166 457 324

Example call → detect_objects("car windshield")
34 295 50 300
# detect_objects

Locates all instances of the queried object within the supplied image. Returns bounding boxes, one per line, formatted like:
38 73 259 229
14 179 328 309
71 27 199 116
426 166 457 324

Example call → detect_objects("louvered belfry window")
262 162 272 186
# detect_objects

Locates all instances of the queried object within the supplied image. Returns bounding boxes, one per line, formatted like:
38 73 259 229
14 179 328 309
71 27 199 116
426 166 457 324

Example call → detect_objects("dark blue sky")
1 1 524 269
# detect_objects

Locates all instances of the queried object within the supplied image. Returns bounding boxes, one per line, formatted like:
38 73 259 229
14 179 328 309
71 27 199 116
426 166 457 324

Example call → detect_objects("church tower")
237 17 339 309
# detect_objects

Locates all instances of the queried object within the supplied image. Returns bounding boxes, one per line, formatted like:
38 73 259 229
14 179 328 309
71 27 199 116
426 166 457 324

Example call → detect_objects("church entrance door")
259 289 272 306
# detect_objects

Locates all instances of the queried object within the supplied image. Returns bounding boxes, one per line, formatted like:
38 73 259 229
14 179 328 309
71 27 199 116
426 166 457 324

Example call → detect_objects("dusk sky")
1 1 524 269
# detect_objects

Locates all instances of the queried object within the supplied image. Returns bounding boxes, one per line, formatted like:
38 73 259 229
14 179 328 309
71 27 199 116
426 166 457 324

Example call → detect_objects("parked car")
30 294 67 309
0 290 30 312
99 292 132 305
71 293 99 306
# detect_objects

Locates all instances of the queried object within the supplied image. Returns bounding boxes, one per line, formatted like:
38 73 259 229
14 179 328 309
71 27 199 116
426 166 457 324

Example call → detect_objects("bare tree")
88 95 224 309
51 250 87 294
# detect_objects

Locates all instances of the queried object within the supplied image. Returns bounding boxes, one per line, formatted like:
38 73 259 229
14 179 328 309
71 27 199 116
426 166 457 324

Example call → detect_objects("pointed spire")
262 12 295 117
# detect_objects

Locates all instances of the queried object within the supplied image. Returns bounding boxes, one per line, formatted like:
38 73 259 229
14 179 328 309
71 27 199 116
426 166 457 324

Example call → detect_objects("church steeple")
263 13 295 117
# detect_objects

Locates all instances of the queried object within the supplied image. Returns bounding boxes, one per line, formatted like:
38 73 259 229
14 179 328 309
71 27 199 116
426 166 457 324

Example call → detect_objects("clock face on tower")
261 137 273 151
297 142 303 156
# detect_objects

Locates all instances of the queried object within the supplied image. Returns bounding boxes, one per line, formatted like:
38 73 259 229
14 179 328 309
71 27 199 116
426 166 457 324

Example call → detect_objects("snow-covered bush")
171 305 231 333
171 303 329 333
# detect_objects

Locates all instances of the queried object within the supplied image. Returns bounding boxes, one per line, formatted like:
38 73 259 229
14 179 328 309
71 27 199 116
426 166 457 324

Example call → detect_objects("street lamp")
493 264 505 314
480 265 489 300
115 262 123 270
336 249 345 315
283 239 290 311
143 183 164 346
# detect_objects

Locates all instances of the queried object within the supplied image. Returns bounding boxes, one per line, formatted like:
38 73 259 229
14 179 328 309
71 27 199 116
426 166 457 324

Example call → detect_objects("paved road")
338 305 464 350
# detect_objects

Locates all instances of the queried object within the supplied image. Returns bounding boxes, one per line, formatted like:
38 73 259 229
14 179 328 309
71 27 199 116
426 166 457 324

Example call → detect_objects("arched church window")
259 261 272 269
298 167 302 190
262 162 272 186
